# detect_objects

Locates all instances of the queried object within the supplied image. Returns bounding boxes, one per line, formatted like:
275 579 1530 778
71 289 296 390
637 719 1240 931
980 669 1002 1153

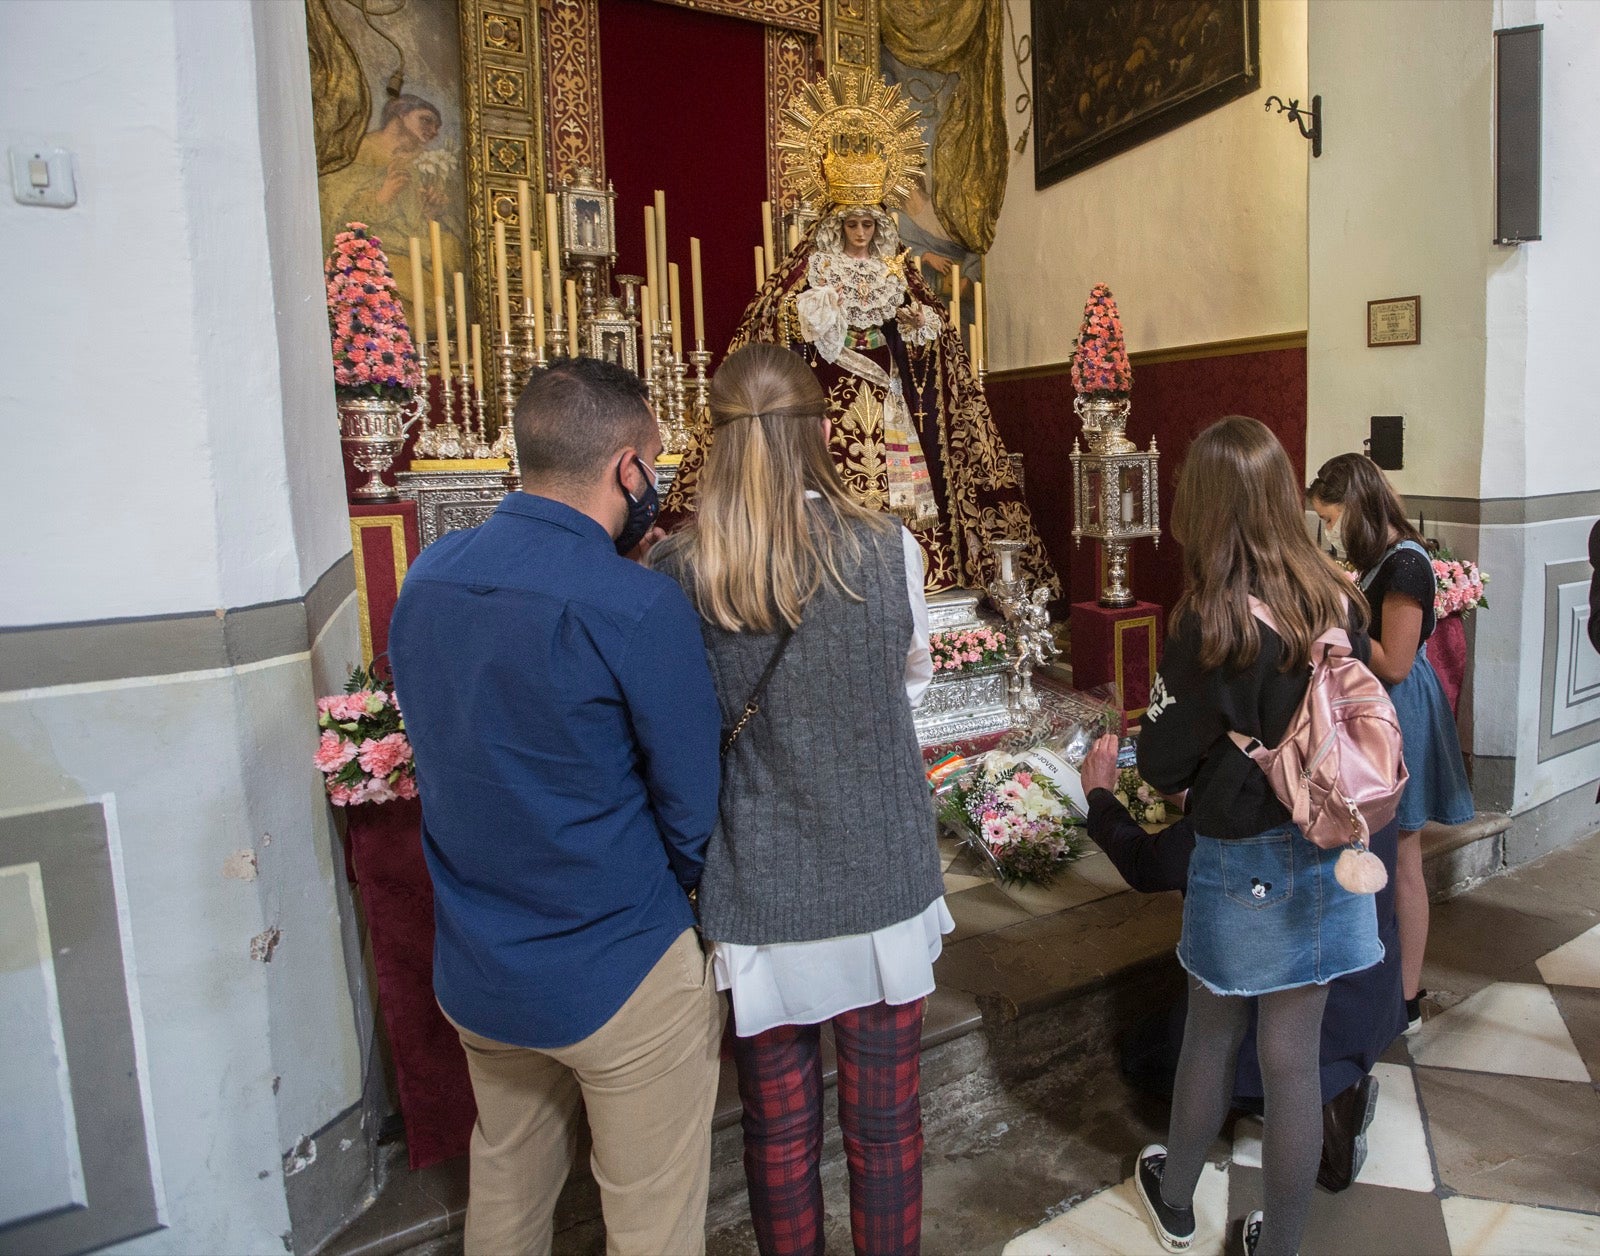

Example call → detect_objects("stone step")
1422 811 1512 902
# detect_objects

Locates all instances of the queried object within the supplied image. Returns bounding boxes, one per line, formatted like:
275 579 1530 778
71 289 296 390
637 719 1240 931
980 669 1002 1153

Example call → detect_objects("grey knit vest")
661 516 943 945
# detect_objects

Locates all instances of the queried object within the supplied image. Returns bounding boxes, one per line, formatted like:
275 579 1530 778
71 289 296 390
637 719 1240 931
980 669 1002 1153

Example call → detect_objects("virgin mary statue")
663 71 1056 597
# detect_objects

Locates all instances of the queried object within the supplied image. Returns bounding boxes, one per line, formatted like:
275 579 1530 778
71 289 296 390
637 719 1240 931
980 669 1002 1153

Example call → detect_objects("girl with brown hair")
1309 453 1474 1029
1133 418 1384 1256
652 342 949 1256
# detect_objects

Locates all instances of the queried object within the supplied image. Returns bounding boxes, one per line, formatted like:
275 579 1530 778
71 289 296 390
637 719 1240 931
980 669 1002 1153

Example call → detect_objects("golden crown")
776 69 924 212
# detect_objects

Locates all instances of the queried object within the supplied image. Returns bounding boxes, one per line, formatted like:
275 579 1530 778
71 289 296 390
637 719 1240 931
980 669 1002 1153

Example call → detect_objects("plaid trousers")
732 999 926 1256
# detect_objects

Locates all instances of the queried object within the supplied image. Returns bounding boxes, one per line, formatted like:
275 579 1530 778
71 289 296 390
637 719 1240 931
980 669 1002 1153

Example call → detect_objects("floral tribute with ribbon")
314 663 417 806
325 223 422 401
936 751 1086 886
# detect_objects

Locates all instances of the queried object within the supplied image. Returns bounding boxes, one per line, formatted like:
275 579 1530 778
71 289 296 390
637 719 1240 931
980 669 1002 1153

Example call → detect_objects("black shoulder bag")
720 623 797 755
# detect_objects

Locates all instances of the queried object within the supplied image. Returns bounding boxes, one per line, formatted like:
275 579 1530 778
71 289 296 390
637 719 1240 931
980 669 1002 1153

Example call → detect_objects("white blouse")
713 518 954 1037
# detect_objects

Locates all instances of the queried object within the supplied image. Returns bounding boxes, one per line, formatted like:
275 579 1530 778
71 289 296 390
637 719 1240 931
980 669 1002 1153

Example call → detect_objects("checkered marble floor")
999 840 1600 1256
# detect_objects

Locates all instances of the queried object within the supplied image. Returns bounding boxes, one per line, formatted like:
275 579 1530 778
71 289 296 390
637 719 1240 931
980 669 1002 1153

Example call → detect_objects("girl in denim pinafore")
1132 419 1383 1256
1310 453 1474 1030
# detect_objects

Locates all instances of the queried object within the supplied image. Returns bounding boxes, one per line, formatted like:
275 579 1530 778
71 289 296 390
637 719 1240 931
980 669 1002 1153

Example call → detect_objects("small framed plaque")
1367 295 1421 347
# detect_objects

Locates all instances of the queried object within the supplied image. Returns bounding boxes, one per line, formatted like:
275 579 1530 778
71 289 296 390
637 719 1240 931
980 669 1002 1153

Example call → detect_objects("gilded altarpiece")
309 0 548 412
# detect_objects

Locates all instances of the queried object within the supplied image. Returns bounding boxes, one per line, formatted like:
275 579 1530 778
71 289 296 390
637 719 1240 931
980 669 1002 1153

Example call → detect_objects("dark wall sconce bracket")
1265 93 1322 157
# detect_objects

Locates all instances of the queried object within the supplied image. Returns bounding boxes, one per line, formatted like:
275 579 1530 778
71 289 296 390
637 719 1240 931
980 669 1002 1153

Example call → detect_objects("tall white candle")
408 236 427 352
689 237 705 345
545 192 561 315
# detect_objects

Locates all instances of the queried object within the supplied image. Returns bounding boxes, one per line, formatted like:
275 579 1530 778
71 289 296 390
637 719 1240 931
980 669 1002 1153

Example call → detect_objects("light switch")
10 146 77 208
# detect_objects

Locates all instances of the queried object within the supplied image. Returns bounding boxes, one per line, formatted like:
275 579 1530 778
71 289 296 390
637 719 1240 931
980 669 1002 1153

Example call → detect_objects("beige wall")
1306 0 1498 500
988 0 1309 369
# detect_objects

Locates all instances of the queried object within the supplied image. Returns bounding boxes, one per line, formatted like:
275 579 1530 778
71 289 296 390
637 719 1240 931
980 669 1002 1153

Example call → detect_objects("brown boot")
1317 1073 1379 1192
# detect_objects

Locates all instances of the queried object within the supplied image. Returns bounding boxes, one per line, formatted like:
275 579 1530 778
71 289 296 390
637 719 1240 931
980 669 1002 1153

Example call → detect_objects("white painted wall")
0 0 348 626
1505 0 1600 501
989 0 1309 368
1306 0 1499 500
1308 0 1600 822
0 1 367 1250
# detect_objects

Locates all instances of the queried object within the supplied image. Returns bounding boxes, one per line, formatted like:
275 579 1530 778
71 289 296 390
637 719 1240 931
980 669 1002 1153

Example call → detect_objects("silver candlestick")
986 538 1058 731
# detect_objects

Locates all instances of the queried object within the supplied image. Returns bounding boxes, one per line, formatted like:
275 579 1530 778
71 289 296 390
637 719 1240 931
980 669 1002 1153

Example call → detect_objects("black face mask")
614 455 660 554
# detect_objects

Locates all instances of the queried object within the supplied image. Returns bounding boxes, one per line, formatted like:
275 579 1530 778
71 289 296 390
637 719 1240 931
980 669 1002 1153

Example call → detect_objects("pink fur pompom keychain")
1335 840 1389 894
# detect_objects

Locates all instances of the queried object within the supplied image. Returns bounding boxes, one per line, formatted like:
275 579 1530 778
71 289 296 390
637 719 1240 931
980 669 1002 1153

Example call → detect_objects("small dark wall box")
1369 416 1404 471
1494 24 1542 244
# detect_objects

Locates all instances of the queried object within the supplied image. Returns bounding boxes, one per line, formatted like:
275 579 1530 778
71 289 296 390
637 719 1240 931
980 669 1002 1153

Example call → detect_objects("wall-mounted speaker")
1494 24 1542 245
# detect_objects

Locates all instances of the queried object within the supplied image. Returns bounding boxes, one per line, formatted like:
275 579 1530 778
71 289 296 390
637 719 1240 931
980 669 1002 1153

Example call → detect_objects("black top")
1086 788 1192 892
1137 610 1372 840
1362 543 1436 643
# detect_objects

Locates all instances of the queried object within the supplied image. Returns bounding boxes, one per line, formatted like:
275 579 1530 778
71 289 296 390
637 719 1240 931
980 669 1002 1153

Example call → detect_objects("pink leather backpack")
1228 598 1408 854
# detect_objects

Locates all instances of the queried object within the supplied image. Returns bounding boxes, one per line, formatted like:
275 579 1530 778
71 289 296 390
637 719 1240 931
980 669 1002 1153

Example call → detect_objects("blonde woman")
652 342 949 1256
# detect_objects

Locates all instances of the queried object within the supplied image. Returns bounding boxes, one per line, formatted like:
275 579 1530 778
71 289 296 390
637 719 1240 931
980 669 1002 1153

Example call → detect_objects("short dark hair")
513 356 655 485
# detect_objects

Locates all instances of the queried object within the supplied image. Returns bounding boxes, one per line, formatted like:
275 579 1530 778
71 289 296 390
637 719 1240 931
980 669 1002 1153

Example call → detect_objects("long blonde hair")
654 343 893 633
1172 416 1367 671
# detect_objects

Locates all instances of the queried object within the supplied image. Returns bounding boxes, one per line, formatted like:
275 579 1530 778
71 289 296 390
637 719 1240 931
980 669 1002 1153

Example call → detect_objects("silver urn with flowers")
1068 283 1160 607
326 223 424 502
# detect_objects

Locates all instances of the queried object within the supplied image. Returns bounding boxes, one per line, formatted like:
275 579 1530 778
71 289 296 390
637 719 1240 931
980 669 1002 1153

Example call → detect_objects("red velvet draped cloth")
598 0 768 364
345 799 475 1169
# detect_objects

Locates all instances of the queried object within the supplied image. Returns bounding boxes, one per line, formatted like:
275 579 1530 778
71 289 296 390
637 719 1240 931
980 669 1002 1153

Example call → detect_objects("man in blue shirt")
389 358 724 1255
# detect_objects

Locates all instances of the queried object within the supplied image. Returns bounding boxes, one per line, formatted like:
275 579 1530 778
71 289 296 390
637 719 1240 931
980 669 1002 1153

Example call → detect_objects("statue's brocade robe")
663 240 1059 598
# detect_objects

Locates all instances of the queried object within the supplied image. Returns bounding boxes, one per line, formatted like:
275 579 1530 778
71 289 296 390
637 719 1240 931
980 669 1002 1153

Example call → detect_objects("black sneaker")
1135 1144 1195 1253
1405 988 1428 1033
1243 1209 1264 1256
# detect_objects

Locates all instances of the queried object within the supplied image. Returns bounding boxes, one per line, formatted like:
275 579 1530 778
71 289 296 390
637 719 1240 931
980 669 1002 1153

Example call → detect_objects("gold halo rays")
776 68 926 212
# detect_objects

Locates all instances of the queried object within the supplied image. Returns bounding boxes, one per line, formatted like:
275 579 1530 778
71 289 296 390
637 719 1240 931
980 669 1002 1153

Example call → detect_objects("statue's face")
841 213 876 258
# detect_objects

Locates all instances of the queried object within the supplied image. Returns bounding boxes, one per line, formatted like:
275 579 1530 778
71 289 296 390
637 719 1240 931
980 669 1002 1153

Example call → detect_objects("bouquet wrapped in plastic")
928 701 1119 886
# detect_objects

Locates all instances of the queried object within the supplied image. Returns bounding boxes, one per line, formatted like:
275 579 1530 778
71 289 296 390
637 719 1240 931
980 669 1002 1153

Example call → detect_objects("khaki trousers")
447 928 725 1256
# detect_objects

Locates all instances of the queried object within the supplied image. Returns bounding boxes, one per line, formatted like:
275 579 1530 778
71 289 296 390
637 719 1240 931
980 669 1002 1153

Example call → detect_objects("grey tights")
1161 976 1329 1256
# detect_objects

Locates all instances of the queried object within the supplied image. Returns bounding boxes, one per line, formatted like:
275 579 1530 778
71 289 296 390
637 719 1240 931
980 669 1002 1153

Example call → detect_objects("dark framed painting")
1032 0 1261 189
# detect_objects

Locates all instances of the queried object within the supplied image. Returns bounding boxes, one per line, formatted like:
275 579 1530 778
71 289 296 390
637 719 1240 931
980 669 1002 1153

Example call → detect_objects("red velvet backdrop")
598 0 768 365
985 347 1307 616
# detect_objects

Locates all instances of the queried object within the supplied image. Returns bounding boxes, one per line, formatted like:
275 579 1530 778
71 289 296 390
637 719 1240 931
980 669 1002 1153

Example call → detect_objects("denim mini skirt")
1179 825 1383 997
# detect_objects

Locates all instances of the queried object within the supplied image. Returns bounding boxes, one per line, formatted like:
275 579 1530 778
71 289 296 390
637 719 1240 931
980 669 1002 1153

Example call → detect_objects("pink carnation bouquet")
929 626 1009 674
314 663 417 806
1431 545 1489 619
1070 282 1133 397
325 223 422 401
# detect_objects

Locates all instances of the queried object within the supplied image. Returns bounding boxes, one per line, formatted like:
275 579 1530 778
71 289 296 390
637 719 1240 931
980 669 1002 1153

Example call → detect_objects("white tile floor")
1002 923 1600 1254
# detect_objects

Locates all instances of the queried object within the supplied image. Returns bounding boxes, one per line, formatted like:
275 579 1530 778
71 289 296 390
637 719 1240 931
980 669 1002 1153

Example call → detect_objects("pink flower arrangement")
315 663 417 806
1070 283 1133 397
325 223 421 401
1431 546 1489 619
929 627 1009 673
938 752 1086 886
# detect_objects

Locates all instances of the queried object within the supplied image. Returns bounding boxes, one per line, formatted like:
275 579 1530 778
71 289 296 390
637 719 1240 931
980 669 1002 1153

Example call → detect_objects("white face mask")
1324 519 1345 558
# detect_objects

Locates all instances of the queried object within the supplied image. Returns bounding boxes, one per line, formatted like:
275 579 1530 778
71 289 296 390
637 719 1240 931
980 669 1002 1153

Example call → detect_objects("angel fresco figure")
663 70 1057 598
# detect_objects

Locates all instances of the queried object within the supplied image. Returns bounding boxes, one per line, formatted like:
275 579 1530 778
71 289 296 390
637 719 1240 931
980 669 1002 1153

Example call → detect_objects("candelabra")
462 373 492 459
513 307 547 384
410 339 438 457
547 299 570 362
642 309 707 456
493 338 520 461
986 538 1058 732
421 348 465 460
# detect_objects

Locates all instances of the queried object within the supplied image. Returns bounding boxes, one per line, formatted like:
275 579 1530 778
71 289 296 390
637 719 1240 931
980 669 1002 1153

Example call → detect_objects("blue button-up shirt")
388 492 721 1048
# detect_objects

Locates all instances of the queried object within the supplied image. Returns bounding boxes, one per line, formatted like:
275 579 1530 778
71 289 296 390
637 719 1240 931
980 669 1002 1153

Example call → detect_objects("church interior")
4 0 1600 1253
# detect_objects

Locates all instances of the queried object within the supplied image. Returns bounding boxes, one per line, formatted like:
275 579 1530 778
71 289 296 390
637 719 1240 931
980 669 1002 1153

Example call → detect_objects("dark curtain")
598 0 769 364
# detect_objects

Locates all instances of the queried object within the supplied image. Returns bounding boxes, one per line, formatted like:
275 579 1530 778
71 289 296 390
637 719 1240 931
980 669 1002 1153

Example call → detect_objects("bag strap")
721 623 798 755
